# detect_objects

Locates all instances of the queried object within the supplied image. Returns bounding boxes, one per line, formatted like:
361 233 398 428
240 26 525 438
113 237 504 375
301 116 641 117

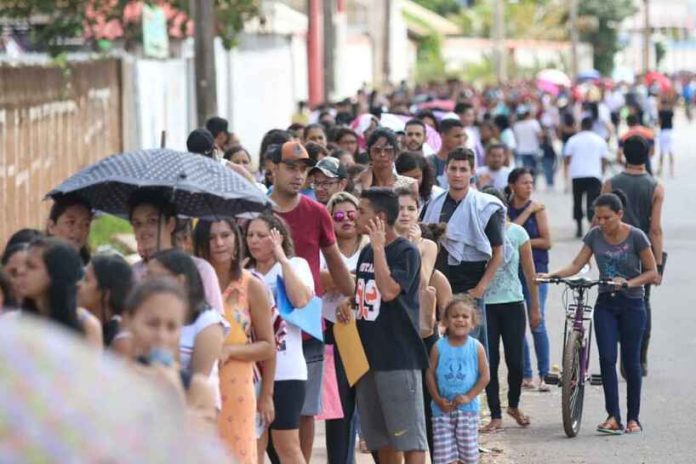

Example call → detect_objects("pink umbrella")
418 99 455 112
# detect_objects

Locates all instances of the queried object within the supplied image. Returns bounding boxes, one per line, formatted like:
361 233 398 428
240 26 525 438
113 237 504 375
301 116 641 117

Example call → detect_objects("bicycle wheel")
561 330 585 437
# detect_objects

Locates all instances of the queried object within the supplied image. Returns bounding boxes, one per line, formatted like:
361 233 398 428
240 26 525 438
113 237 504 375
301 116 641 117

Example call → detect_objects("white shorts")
659 129 673 154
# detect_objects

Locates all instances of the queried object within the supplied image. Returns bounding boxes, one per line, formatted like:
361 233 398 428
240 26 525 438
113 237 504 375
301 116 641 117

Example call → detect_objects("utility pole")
308 0 324 106
569 0 579 79
493 0 506 83
193 0 218 126
383 0 391 84
323 0 335 102
643 0 651 73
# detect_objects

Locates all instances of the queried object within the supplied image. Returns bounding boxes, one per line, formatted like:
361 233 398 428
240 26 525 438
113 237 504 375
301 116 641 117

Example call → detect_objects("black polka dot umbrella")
46 148 271 219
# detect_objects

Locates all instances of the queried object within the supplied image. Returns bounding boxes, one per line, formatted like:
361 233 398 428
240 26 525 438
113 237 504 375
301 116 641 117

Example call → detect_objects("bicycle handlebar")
535 276 629 290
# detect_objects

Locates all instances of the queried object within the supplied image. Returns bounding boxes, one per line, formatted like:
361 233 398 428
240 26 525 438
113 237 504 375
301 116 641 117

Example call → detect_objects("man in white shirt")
477 143 512 190
563 117 609 237
512 107 542 179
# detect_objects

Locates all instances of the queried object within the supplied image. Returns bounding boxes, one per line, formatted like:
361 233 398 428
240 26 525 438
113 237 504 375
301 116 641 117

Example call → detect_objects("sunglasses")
333 210 357 223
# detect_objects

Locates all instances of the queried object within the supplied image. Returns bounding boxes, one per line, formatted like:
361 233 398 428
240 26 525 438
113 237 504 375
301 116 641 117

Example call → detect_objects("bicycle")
536 276 627 438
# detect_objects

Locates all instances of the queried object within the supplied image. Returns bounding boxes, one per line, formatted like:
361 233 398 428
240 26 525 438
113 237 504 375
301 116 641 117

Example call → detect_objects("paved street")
480 115 696 464
310 116 696 464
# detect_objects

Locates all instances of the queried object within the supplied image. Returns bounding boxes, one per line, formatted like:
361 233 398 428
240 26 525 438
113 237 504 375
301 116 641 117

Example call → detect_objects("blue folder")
275 276 324 342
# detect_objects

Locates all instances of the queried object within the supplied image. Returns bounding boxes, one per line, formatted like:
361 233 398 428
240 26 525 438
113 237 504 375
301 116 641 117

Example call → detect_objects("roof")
401 0 461 37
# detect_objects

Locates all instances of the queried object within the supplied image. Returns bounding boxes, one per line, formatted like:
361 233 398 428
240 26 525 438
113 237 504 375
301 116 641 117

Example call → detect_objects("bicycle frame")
561 287 594 385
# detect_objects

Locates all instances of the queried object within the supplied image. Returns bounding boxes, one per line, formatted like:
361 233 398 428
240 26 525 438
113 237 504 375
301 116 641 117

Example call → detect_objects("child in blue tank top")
426 297 490 464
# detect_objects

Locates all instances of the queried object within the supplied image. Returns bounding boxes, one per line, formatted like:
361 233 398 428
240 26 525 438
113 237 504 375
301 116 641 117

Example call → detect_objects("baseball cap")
310 157 347 179
269 141 315 166
186 128 215 156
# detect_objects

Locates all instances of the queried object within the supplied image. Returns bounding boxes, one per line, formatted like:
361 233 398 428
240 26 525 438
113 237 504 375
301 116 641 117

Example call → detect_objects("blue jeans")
519 153 539 178
542 157 556 187
522 281 550 379
594 293 646 425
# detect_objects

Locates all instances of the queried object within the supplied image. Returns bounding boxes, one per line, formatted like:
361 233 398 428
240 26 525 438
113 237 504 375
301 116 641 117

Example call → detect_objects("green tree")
412 0 463 17
578 0 636 75
0 0 260 56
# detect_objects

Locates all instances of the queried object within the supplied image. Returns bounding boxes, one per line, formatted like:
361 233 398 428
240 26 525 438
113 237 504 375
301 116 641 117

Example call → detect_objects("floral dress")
218 270 258 464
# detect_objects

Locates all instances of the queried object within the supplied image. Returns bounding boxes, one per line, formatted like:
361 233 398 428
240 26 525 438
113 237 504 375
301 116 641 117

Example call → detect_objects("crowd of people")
0 76 670 463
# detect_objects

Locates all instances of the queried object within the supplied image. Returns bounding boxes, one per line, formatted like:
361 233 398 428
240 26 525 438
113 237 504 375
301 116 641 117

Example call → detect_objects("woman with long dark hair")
543 192 657 434
395 151 444 215
193 219 276 464
246 213 313 464
506 167 553 391
78 253 134 355
147 249 227 389
18 238 102 346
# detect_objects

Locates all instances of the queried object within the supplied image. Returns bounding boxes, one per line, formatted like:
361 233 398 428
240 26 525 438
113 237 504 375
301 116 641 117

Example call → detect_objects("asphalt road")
483 115 696 464
311 116 695 464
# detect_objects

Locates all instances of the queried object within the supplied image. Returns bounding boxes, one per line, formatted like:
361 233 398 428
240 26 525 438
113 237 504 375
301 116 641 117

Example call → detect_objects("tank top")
610 172 657 236
507 201 549 272
431 336 480 416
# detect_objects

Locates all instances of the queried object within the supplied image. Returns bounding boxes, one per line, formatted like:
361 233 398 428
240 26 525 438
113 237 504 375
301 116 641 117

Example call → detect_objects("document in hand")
333 318 369 386
275 276 324 342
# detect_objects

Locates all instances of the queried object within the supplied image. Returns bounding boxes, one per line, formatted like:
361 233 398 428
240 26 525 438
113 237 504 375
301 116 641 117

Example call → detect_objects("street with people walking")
1 1 695 463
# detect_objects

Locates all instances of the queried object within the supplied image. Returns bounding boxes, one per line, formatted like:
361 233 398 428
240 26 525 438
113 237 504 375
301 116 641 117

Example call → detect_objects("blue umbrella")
47 148 270 219
577 69 602 82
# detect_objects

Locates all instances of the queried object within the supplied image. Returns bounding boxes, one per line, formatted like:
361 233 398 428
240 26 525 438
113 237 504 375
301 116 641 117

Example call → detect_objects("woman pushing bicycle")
540 192 657 435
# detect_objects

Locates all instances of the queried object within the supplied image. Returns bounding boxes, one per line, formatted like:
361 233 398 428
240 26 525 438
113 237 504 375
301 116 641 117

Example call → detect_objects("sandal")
521 378 535 390
506 408 531 427
538 379 551 392
480 419 503 433
625 420 643 434
596 417 624 435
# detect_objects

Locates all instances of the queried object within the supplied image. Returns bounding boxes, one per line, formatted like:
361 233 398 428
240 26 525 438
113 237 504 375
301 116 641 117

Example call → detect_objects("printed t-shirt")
583 226 651 299
354 238 428 371
254 257 313 381
320 247 363 323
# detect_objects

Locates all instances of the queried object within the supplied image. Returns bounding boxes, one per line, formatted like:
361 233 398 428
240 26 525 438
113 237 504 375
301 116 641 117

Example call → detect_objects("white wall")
123 32 308 168
217 33 307 164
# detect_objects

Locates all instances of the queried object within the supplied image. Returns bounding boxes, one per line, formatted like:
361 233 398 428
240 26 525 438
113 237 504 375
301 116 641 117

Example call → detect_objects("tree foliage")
577 0 636 75
0 0 260 56
412 0 464 17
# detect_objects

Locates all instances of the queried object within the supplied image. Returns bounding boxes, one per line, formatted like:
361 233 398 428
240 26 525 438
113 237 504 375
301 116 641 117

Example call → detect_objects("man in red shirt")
268 141 354 461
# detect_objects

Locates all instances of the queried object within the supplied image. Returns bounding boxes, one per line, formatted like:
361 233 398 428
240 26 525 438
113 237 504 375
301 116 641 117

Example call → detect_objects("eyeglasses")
332 210 357 223
312 180 340 189
370 146 395 158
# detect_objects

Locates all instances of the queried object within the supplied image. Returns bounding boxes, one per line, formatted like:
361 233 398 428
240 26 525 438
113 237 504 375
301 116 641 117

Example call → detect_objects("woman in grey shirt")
542 192 657 435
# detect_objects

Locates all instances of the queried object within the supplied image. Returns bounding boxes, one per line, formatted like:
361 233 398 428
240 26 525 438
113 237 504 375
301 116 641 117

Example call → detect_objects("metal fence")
0 58 122 245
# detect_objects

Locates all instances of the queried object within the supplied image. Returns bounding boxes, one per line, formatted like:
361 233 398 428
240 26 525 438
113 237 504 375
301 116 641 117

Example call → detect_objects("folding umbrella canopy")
47 148 270 219
0 316 229 462
537 69 572 87
646 71 672 92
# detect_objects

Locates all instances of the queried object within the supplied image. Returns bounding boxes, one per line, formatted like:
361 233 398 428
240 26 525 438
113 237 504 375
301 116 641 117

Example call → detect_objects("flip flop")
625 421 643 434
507 408 531 427
596 418 624 435
480 420 503 434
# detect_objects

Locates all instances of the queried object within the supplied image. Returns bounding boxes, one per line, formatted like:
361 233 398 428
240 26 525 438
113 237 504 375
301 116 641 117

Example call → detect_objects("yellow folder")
333 318 369 387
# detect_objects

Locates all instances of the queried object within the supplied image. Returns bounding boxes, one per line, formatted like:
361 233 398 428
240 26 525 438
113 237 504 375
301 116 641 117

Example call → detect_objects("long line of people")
0 77 667 462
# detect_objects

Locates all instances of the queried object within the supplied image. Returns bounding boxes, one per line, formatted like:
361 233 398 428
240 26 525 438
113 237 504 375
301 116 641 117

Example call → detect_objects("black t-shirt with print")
354 237 428 371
